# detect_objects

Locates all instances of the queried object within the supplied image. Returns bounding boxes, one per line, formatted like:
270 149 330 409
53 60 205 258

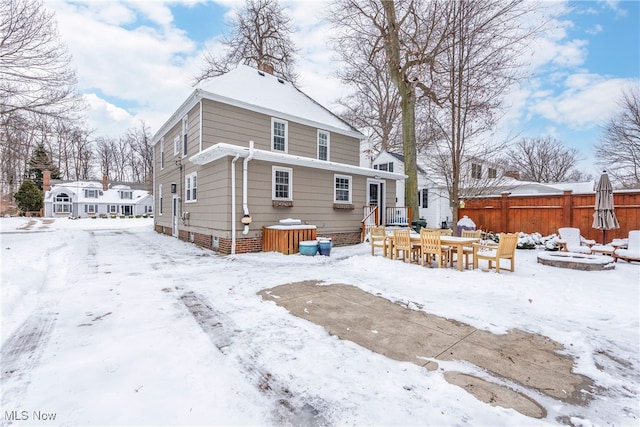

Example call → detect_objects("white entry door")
367 179 385 225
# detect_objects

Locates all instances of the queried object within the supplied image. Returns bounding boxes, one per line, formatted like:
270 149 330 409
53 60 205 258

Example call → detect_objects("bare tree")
0 0 80 118
194 0 298 84
127 121 153 185
330 0 450 222
595 86 640 188
421 0 542 222
506 137 589 182
331 22 402 154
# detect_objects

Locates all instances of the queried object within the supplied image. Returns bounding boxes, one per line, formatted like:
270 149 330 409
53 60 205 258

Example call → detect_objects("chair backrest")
420 229 441 252
461 229 482 238
628 230 640 251
371 226 386 238
558 227 581 245
497 233 518 257
393 229 411 250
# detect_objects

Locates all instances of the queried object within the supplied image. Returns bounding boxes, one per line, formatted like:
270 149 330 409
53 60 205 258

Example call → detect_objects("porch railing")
361 206 379 242
385 206 412 226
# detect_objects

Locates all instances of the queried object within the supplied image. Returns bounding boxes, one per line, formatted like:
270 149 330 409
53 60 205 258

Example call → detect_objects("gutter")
230 153 241 254
241 141 255 235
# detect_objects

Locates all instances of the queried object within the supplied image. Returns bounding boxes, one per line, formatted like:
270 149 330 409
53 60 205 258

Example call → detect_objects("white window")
84 188 98 198
53 193 71 213
120 191 133 200
185 172 197 202
271 118 288 152
317 130 329 161
85 204 97 214
158 184 163 215
421 189 429 208
334 174 352 203
272 166 292 200
160 138 164 169
108 205 118 214
488 167 497 179
174 135 180 156
182 115 188 157
472 163 482 179
374 162 393 172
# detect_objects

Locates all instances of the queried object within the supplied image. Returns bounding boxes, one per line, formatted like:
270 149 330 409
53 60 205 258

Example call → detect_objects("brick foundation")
153 226 360 254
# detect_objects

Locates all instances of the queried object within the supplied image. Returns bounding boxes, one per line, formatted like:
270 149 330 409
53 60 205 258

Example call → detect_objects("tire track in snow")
1 312 57 407
179 290 331 426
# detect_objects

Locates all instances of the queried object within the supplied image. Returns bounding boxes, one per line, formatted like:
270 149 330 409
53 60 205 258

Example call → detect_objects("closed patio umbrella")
592 170 619 244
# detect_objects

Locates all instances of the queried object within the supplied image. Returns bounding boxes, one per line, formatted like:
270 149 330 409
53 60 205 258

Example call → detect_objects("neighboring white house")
43 172 153 218
372 150 595 228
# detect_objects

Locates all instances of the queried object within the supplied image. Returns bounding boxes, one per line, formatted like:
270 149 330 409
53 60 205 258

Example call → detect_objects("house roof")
151 64 365 144
45 181 152 204
190 143 407 181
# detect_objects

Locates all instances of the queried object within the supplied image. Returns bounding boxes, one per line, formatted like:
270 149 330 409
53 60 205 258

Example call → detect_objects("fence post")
501 192 509 232
563 190 573 227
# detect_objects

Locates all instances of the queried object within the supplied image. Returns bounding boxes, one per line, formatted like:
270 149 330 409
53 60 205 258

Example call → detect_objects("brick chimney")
43 170 51 192
258 62 274 75
102 174 108 191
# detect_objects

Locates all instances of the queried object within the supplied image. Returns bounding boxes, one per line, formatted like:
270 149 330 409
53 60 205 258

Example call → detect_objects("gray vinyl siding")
153 94 397 243
200 100 359 165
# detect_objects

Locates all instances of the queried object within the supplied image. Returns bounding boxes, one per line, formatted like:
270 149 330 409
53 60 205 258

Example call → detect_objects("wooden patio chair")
613 230 640 263
557 227 595 253
453 229 483 270
393 229 420 263
419 229 450 268
440 228 453 236
370 226 387 256
472 233 518 273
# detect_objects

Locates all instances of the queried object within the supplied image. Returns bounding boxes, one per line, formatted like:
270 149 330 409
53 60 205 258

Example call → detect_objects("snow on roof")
46 181 151 204
152 64 364 143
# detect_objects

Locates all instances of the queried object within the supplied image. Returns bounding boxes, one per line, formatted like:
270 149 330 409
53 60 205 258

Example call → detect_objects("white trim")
272 166 293 201
190 143 406 181
185 171 197 203
271 118 288 153
317 129 330 161
182 115 189 158
199 100 203 152
160 137 164 170
173 135 180 156
334 174 352 203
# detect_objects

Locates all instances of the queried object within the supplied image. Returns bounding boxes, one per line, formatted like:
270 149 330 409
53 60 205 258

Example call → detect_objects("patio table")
386 234 480 271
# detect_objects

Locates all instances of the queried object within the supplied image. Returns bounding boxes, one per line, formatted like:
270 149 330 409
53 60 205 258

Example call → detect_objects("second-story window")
472 163 482 179
374 162 393 172
272 118 288 152
488 167 497 179
317 130 329 161
160 138 164 169
182 115 188 157
84 188 98 198
120 191 133 200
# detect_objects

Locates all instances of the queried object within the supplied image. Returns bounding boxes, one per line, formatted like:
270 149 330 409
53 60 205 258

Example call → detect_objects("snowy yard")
1 217 638 426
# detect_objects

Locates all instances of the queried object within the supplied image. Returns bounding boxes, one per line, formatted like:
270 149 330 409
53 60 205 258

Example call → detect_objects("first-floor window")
334 174 352 203
108 205 118 214
272 166 292 200
185 172 197 202
85 204 97 214
53 193 72 213
421 189 428 208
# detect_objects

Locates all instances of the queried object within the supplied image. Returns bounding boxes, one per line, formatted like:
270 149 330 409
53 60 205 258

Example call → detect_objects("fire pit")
537 251 615 271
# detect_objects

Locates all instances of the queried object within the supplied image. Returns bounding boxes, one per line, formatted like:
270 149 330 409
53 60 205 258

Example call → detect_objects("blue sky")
46 0 639 177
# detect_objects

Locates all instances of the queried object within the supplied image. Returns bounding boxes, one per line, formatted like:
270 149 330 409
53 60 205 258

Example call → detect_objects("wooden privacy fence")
459 190 640 242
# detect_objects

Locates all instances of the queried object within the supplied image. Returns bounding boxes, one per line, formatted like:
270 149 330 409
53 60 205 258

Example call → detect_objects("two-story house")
43 171 153 218
151 64 405 254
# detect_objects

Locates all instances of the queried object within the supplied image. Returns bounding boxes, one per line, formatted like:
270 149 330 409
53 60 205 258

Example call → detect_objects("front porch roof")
189 143 407 181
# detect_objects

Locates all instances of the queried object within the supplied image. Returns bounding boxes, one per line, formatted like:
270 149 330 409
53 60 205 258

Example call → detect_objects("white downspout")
242 141 255 235
231 153 241 254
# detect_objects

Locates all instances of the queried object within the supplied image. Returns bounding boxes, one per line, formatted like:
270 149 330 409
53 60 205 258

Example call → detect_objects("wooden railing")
361 206 379 242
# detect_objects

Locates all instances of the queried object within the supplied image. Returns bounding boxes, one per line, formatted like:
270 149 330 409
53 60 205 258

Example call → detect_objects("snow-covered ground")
1 217 638 426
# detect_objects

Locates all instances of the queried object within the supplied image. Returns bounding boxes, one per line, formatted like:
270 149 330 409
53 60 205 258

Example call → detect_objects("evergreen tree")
27 143 60 190
14 179 43 213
